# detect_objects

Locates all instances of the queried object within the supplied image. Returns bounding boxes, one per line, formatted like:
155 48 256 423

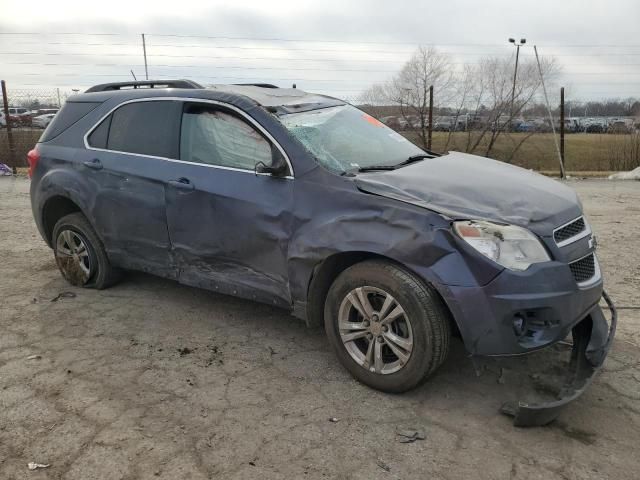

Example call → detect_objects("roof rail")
233 83 279 89
85 79 203 93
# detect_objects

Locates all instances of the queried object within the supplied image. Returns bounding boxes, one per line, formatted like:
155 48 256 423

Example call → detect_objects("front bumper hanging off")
500 291 617 427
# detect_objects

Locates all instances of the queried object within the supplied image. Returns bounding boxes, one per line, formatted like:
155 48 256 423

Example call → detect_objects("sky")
0 0 639 102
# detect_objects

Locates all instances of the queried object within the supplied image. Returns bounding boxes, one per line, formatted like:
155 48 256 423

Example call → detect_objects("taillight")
27 147 40 178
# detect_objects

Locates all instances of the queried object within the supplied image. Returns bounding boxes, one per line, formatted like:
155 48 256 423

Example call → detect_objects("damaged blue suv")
29 80 615 426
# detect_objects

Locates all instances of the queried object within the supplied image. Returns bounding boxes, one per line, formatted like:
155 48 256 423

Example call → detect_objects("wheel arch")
41 195 84 247
305 251 460 338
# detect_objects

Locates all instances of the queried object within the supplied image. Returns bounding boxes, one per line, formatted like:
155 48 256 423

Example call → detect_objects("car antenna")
130 70 137 81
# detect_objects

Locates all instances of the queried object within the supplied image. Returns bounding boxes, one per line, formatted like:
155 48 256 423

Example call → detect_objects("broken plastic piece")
27 463 50 470
376 459 391 472
396 429 426 443
501 291 616 427
50 291 76 302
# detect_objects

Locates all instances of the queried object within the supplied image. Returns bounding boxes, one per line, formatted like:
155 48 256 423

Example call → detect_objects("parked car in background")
515 121 536 133
30 108 59 117
379 115 402 130
32 113 57 129
607 120 632 134
7 107 32 127
28 80 615 427
562 118 582 133
585 123 605 134
530 119 551 133
433 117 453 131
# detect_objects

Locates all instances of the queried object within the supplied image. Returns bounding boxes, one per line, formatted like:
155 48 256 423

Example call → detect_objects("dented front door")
164 101 294 306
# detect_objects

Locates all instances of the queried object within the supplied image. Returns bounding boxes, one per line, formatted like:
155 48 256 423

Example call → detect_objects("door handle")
168 177 195 191
83 158 103 170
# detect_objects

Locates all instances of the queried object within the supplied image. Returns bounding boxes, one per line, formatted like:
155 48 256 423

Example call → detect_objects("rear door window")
92 100 181 159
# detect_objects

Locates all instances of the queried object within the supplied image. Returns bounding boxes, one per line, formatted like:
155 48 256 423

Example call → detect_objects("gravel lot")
1 176 639 479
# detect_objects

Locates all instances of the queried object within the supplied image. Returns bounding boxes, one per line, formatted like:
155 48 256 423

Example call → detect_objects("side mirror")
255 161 288 177
255 146 289 177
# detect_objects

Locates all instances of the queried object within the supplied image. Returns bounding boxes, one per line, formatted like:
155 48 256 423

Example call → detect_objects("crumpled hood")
354 151 582 235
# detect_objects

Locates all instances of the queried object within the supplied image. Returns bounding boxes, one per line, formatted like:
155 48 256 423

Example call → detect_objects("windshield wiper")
396 153 436 166
357 164 397 172
357 153 436 173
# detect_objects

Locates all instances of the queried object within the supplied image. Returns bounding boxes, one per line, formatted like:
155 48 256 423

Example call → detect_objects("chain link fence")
1 83 73 170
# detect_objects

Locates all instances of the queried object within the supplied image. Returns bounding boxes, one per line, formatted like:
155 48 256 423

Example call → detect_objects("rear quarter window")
41 102 101 142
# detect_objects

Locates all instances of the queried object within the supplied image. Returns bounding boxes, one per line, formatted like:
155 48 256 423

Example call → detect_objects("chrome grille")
569 253 596 283
554 217 586 244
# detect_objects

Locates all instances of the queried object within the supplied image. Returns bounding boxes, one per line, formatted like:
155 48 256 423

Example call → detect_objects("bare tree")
361 46 558 160
465 55 558 158
360 46 454 150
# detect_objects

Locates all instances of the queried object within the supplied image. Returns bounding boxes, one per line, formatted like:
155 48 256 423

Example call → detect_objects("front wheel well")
306 252 458 337
42 196 82 246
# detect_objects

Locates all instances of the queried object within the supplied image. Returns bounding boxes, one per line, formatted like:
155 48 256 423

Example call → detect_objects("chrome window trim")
82 96 294 179
553 215 591 248
569 251 601 288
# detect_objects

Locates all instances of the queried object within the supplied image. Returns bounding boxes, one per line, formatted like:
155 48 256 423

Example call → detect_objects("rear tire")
52 212 121 289
324 260 450 393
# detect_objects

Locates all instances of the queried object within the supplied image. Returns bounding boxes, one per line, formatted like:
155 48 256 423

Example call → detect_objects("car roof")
206 84 338 107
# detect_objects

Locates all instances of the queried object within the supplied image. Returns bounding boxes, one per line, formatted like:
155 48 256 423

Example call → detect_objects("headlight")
453 220 550 271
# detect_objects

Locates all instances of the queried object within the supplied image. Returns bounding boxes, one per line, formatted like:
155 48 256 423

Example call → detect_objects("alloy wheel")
55 229 92 285
338 286 414 374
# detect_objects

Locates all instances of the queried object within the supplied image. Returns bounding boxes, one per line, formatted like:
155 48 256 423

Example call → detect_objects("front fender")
287 177 503 318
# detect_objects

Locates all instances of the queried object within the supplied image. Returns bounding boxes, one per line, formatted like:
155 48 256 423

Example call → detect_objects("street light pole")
509 37 526 128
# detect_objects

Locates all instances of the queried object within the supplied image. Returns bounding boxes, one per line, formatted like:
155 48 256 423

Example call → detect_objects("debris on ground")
0 163 12 176
609 167 640 180
26 355 42 360
50 291 76 302
396 429 426 443
376 459 391 472
27 462 50 470
177 347 193 356
329 417 340 423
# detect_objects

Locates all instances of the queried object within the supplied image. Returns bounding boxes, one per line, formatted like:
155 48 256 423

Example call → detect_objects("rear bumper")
501 291 616 426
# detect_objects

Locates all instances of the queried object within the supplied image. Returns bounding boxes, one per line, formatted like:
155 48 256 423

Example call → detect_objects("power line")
5 60 640 69
5 32 640 49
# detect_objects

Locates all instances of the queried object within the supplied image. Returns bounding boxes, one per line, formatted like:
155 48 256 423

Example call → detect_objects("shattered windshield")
278 105 425 174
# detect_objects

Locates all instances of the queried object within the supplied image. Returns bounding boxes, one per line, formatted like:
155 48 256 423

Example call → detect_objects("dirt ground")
1 177 639 480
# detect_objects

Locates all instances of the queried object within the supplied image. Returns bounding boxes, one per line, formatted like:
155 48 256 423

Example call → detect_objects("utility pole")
508 38 526 129
141 33 149 80
560 87 565 172
534 45 565 179
1 80 16 173
427 85 433 150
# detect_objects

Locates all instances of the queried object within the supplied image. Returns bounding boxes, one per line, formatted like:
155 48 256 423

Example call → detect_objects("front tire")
52 212 120 289
324 260 451 393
